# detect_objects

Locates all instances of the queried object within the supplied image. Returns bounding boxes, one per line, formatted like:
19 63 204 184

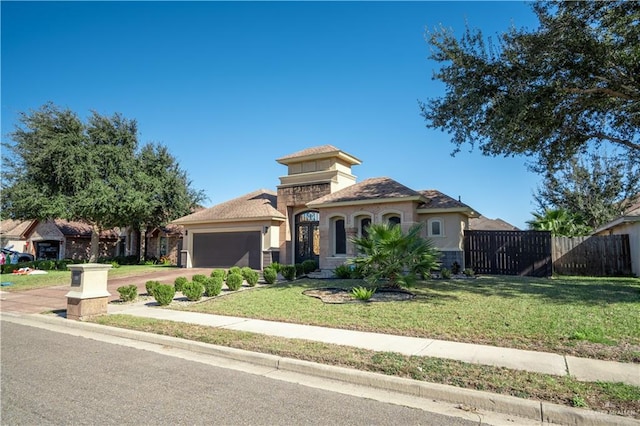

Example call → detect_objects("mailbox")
66 263 112 320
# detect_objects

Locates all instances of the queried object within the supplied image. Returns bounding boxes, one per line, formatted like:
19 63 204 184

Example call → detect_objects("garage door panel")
193 232 260 269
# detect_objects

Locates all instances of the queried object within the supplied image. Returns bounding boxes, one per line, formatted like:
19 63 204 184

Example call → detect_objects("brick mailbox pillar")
66 263 112 320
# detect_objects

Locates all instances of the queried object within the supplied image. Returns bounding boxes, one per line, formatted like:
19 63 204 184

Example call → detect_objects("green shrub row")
1 259 75 274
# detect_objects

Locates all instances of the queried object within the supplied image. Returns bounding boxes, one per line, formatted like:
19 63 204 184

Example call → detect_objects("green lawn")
0 264 175 292
174 275 640 362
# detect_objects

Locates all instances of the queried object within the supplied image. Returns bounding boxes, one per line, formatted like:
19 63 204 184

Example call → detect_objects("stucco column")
66 263 111 320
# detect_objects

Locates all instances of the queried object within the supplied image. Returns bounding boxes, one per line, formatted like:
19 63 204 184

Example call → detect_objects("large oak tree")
420 1 639 172
1 103 203 261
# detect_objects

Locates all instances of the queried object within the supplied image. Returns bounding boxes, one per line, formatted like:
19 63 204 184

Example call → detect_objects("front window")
360 217 371 239
334 218 346 255
388 216 401 227
428 219 443 237
160 237 168 256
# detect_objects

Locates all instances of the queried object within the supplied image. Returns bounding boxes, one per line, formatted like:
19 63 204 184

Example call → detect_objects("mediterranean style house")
173 145 480 273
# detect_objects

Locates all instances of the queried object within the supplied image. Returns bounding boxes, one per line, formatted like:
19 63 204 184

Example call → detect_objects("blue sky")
2 1 542 229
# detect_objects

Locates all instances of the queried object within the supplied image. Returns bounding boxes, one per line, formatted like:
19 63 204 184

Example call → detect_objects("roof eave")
173 215 286 226
308 196 423 209
593 215 640 233
417 207 480 218
277 151 362 166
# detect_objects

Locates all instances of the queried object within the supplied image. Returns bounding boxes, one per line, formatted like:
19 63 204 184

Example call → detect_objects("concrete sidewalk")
109 302 640 387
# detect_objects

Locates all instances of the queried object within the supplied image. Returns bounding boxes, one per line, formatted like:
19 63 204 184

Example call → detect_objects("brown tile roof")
0 219 37 238
276 145 362 166
276 145 341 161
469 216 519 231
172 189 284 224
53 220 119 239
417 190 470 210
308 177 422 206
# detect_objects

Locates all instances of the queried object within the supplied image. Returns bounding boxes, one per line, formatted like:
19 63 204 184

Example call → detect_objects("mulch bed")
303 287 415 304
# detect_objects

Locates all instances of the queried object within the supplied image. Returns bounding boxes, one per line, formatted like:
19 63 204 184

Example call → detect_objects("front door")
295 211 319 264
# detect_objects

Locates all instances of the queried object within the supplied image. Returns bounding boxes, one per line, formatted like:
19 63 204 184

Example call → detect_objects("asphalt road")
1 321 478 426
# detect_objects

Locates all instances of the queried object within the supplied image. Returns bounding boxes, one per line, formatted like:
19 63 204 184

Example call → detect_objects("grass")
173 275 640 362
0 264 176 292
91 314 640 418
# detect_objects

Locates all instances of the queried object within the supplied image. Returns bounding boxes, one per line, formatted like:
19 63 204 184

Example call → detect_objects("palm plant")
527 209 592 236
349 222 440 288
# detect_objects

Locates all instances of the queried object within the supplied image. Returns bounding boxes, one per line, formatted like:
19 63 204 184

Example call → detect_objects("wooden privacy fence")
464 231 552 277
552 234 632 276
464 230 632 277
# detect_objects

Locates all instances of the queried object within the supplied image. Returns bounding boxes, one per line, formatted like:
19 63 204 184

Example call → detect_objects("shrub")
228 266 242 276
226 273 244 291
245 270 259 287
174 276 188 292
192 274 207 283
210 269 227 280
37 260 57 271
351 286 376 301
241 267 253 280
154 284 176 306
451 261 461 275
116 285 138 302
301 259 317 274
263 267 277 284
145 280 160 297
204 276 223 297
110 261 121 269
294 263 305 277
441 268 452 279
280 265 296 281
463 268 475 277
269 262 282 273
182 281 204 301
334 264 353 279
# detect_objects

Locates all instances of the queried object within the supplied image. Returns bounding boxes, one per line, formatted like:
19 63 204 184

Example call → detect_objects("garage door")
192 232 261 269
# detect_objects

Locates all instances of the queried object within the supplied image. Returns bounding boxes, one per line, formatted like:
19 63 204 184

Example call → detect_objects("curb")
2 313 638 426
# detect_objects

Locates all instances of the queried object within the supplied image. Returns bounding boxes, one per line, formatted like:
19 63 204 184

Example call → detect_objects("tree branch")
564 87 636 101
588 132 640 152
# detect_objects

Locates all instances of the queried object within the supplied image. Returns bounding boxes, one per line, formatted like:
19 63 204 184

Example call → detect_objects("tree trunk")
89 223 101 262
138 225 147 264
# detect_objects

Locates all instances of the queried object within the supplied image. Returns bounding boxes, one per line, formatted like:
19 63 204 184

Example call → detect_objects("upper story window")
387 216 401 227
428 218 444 237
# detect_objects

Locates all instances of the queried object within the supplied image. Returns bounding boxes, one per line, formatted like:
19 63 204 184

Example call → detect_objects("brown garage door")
193 232 261 269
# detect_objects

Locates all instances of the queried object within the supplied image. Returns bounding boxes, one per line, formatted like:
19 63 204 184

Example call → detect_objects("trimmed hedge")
226 273 243 291
117 285 138 302
154 284 176 306
263 267 277 284
182 281 204 301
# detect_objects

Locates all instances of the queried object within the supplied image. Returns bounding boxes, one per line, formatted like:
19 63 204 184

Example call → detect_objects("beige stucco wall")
317 201 422 270
315 204 469 271
595 221 640 277
417 212 468 251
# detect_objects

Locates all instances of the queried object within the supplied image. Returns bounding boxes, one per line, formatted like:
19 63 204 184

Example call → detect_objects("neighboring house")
0 219 38 255
146 224 184 265
469 215 519 231
0 219 120 261
593 198 640 277
173 145 480 272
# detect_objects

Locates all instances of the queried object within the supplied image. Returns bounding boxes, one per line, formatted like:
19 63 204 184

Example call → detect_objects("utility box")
66 263 112 320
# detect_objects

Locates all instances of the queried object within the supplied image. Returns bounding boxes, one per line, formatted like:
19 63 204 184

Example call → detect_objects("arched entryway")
295 211 319 264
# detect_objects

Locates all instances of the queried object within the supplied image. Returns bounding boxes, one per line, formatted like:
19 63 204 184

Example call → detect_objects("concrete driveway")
0 267 212 314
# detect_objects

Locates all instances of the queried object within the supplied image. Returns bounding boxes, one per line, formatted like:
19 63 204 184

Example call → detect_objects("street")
1 321 479 425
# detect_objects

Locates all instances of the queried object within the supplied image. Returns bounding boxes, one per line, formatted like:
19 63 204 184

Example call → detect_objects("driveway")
0 268 212 314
